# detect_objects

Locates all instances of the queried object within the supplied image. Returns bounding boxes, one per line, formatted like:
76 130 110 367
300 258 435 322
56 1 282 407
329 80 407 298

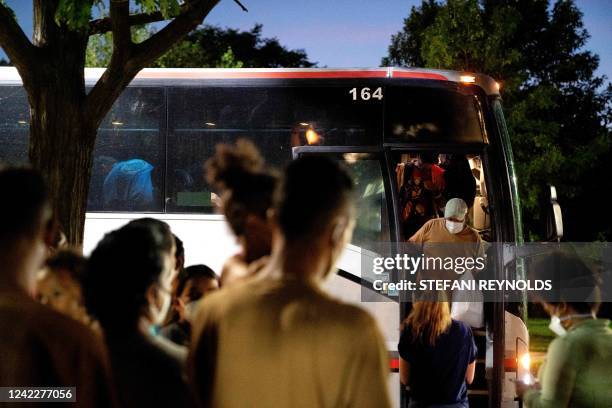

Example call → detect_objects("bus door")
292 145 402 407
386 144 493 408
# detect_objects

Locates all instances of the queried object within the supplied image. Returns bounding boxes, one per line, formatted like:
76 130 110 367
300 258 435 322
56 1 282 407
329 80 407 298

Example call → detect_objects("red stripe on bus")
390 358 399 371
392 71 448 80
504 358 517 371
135 70 389 79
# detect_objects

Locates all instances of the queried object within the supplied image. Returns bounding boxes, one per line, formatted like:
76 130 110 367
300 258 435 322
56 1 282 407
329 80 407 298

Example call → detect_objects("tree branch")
90 11 166 35
32 0 60 48
85 0 219 126
110 0 131 60
233 0 248 12
0 2 37 72
89 0 245 36
131 0 219 67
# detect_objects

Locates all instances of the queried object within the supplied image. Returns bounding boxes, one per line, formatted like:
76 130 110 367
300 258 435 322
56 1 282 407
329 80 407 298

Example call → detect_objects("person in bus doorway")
188 156 391 408
439 154 476 210
0 168 117 408
205 139 278 286
398 291 477 408
516 251 612 407
161 264 219 347
84 219 193 408
409 197 484 267
409 198 485 327
397 152 445 239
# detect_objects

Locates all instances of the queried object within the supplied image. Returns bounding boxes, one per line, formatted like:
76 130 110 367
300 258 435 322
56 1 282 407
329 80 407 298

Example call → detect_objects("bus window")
87 87 165 212
166 86 382 213
385 86 485 144
341 153 390 248
0 86 29 165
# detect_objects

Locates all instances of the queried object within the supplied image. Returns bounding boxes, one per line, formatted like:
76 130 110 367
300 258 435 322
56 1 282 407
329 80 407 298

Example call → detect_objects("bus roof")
0 66 500 96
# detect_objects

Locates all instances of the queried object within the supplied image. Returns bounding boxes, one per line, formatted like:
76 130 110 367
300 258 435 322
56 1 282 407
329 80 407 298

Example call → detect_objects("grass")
527 318 555 374
527 318 555 353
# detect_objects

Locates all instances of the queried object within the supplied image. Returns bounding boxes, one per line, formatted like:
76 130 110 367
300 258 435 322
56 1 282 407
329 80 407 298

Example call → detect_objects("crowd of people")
1 140 611 408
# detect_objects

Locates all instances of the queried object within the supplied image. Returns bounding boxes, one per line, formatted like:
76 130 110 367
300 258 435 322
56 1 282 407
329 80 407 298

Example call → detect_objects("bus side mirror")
544 185 563 241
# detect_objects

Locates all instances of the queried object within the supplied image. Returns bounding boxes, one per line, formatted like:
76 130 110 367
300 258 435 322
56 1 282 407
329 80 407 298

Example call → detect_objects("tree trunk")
28 77 96 247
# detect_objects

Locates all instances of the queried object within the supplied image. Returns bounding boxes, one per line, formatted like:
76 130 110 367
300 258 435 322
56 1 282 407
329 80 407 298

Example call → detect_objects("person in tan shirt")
409 197 484 279
0 168 116 408
189 156 391 408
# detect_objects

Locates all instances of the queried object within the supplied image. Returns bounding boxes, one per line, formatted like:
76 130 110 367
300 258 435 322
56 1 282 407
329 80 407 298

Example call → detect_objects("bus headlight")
519 352 531 371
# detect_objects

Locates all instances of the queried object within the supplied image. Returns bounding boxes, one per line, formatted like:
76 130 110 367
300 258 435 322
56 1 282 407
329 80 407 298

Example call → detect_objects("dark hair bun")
205 139 265 192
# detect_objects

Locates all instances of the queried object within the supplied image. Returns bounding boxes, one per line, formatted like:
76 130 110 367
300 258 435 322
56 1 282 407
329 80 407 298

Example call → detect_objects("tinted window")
340 153 390 248
87 87 165 212
166 86 383 213
385 85 485 144
0 86 29 165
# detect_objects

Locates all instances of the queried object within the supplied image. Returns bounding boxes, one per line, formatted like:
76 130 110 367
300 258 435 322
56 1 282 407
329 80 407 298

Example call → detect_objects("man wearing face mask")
409 197 483 261
84 219 192 408
188 156 391 408
409 198 485 326
516 252 612 407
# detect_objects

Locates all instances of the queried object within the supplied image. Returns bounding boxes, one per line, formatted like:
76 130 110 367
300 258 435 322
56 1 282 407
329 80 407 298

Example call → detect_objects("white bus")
0 67 545 407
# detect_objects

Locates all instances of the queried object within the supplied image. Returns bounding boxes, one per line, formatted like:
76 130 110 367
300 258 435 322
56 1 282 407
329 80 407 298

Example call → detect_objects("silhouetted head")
273 155 355 278
85 221 175 336
206 139 278 262
532 251 601 318
173 264 219 323
37 249 90 324
415 152 437 168
0 167 53 291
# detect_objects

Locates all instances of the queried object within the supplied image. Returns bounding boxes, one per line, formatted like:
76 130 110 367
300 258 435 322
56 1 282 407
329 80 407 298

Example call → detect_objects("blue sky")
2 0 611 81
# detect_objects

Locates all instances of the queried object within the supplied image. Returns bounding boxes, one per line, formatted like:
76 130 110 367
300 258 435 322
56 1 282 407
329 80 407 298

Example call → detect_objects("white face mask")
549 313 594 336
548 315 566 336
445 220 465 234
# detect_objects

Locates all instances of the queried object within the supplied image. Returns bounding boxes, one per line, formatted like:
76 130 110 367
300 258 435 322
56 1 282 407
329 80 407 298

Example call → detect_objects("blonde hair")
404 293 452 346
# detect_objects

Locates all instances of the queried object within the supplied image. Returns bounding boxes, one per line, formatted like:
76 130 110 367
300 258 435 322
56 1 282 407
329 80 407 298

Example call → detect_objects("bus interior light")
299 122 310 126
205 122 216 127
460 75 476 84
17 120 27 125
111 120 123 126
305 128 319 145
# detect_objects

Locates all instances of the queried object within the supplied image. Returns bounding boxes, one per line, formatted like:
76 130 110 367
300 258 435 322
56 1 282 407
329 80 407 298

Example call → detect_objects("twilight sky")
1 0 611 81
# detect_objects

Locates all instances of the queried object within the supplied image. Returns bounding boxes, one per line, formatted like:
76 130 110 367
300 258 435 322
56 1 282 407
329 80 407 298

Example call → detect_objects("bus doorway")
389 147 492 408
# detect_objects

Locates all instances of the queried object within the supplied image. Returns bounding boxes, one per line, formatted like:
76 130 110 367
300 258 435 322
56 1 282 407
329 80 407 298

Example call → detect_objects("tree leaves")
383 0 612 240
54 0 182 31
86 24 315 68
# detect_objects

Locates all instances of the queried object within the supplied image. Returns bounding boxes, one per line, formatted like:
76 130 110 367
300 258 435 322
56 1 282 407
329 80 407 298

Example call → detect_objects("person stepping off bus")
188 155 391 408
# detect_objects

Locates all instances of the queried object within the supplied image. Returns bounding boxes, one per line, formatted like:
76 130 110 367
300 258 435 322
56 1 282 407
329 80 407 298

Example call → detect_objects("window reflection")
0 87 29 165
88 87 164 212
166 86 382 213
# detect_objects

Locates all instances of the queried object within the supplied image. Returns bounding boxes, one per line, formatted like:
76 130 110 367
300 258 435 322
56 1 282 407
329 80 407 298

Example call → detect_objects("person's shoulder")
20 296 102 348
450 319 473 338
316 293 379 328
427 218 446 231
196 277 259 319
463 225 482 239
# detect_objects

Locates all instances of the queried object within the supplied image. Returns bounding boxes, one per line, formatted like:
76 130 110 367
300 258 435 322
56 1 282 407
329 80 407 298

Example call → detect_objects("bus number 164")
349 87 383 101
